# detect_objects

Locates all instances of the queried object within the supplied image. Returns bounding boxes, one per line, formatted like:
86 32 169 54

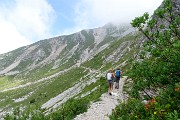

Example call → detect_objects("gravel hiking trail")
74 76 127 120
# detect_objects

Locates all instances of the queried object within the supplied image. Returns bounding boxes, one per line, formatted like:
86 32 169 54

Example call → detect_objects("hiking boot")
109 92 112 95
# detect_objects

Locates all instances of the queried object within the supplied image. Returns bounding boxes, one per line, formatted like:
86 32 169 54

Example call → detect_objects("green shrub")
111 0 180 119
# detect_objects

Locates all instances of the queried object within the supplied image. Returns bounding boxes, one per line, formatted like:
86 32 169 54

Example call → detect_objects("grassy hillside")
0 67 87 109
0 20 147 120
0 30 143 119
0 47 25 71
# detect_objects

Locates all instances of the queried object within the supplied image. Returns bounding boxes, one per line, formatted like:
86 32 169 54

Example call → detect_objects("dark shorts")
116 77 120 81
108 80 113 84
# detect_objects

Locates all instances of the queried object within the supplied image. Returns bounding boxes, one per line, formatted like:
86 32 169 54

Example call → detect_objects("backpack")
116 70 121 77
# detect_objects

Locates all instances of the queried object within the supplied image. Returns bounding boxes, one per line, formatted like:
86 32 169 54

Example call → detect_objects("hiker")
115 67 122 89
112 69 116 87
106 69 113 95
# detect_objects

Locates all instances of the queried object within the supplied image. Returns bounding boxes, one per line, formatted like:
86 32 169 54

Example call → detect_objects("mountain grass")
84 33 138 71
75 76 108 98
81 30 95 49
0 47 25 70
82 35 131 70
12 59 33 72
100 62 113 72
0 75 20 91
0 67 87 110
3 77 108 120
65 34 77 50
14 63 54 82
97 36 115 48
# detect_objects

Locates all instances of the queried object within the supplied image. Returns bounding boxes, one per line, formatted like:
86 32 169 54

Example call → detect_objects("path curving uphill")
74 76 127 120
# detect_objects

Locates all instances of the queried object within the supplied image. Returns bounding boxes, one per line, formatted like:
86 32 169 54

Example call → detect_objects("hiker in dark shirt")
115 67 122 89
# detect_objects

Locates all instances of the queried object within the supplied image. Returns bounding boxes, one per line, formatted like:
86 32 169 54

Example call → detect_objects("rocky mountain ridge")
0 23 133 76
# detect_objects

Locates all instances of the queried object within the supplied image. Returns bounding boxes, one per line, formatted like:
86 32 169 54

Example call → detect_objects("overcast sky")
0 0 163 54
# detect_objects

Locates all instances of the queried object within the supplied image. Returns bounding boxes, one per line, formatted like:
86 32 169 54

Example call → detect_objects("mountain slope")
0 23 142 119
0 23 132 76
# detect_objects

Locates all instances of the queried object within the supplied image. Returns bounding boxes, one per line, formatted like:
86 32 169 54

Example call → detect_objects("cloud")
0 20 30 54
0 0 55 54
58 0 163 36
63 0 163 34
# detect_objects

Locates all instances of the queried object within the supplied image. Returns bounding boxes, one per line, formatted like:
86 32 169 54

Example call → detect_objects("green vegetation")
12 59 33 71
75 76 108 99
0 67 87 110
3 77 108 120
82 34 136 70
47 77 108 120
110 0 180 119
97 36 115 48
13 63 54 82
0 47 25 70
81 30 95 50
39 39 52 57
0 75 19 90
31 39 52 58
65 34 77 50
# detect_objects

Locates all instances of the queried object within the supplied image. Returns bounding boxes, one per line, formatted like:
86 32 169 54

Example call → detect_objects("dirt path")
74 76 127 120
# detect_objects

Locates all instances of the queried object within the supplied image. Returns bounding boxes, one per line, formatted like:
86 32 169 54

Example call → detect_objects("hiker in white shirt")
106 70 113 95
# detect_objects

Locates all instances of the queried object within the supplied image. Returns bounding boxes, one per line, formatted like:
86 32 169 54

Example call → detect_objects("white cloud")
68 0 164 32
58 0 163 36
0 0 55 54
0 20 30 54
